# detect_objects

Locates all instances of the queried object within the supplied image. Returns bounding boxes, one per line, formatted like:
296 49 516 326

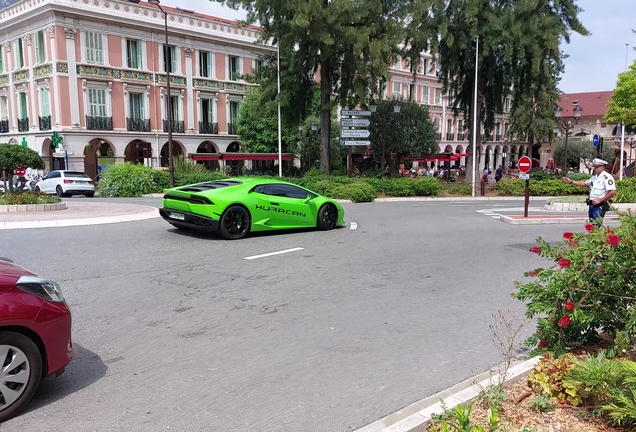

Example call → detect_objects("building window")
409 84 416 101
393 82 401 95
0 50 3 73
421 86 429 104
199 50 212 77
254 59 267 74
0 96 7 119
423 59 430 75
34 31 46 64
18 92 28 119
127 39 142 69
88 88 107 117
228 55 241 81
129 93 145 119
447 118 453 134
229 100 240 122
166 95 179 120
435 88 442 105
85 32 104 64
200 98 214 123
163 45 177 73
447 91 455 106
40 88 50 116
393 56 401 69
504 97 511 113
14 39 24 69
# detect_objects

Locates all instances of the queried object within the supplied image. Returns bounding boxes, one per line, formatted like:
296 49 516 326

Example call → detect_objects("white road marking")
244 247 304 260
350 222 358 230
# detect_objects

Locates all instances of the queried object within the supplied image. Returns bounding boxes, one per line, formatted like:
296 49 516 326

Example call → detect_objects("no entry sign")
518 156 532 173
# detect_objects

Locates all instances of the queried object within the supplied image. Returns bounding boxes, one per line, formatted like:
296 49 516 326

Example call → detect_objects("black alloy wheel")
317 203 337 230
219 205 250 240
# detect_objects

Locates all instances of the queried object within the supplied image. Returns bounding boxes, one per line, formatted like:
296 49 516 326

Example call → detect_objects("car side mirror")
303 195 312 203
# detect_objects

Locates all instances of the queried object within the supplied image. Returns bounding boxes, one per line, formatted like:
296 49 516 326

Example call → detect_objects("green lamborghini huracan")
158 178 346 239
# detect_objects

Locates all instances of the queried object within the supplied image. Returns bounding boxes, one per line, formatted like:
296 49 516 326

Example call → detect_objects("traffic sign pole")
517 156 532 218
340 108 371 178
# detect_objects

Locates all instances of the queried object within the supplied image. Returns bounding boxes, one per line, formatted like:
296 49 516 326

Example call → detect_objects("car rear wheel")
0 332 43 423
219 205 250 240
317 203 338 230
85 192 95 198
55 185 65 197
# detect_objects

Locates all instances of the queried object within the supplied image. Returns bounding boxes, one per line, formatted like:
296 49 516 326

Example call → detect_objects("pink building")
0 0 273 178
386 53 527 172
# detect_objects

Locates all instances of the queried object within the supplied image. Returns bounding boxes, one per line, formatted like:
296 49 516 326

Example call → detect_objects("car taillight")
64 179 73 184
88 180 95 184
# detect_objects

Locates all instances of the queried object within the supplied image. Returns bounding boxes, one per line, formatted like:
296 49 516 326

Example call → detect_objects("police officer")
562 158 617 225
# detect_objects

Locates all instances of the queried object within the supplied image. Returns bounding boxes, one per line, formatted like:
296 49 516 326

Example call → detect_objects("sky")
164 0 633 94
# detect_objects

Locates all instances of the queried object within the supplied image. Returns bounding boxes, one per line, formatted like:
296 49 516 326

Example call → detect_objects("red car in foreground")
0 258 73 422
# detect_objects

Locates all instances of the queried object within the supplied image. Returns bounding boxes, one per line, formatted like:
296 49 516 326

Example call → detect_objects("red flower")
527 270 539 277
558 315 571 328
530 247 541 254
564 301 576 311
558 258 571 268
563 232 574 240
538 340 548 348
598 268 606 274
606 235 620 246
585 224 594 232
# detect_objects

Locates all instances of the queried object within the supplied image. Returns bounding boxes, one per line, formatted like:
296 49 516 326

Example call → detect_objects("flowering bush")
514 213 636 356
0 191 61 205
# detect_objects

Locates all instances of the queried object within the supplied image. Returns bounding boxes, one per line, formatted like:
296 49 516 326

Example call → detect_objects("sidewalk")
0 201 159 230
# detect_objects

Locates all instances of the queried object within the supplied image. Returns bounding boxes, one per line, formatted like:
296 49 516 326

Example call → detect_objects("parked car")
0 258 73 422
35 170 95 197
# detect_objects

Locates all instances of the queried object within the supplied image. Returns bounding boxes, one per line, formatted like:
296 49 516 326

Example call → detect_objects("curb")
0 206 160 230
0 203 67 212
500 214 620 225
355 356 542 432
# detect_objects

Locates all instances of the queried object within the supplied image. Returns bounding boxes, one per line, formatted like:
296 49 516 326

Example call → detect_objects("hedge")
496 177 636 198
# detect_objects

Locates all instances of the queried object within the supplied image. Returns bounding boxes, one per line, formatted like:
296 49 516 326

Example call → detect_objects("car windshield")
64 172 91 178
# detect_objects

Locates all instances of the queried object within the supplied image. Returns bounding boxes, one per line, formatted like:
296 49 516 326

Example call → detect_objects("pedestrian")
562 158 617 226
495 165 503 182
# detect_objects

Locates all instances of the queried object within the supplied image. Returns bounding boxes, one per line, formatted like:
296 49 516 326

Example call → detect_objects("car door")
40 172 58 193
268 184 315 227
249 184 275 224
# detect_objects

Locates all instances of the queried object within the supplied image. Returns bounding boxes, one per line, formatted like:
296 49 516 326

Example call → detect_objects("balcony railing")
495 134 502 141
163 119 185 133
434 132 442 141
457 132 465 140
39 115 51 131
17 117 29 132
199 121 218 134
0 120 8 133
127 118 151 132
446 132 454 141
86 116 113 131
227 122 238 135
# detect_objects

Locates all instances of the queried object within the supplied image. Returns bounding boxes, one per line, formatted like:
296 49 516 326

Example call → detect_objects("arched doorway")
125 140 152 165
84 138 115 180
160 141 184 167
41 139 65 172
196 141 219 171
224 141 243 175
493 145 501 170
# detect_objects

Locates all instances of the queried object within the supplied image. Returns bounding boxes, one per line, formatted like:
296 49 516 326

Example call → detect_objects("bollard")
480 180 486 196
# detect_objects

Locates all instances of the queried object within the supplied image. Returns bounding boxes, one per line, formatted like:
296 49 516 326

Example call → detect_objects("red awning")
192 154 220 161
222 153 293 161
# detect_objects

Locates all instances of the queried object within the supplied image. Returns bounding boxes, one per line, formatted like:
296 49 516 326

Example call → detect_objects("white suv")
35 170 95 197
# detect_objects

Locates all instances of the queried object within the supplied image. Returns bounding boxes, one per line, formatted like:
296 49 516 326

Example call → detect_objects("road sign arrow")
340 118 370 127
341 110 371 116
341 140 371 146
341 129 370 138
593 134 599 147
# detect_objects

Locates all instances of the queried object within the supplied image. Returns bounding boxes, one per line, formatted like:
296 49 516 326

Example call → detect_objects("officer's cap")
592 158 608 167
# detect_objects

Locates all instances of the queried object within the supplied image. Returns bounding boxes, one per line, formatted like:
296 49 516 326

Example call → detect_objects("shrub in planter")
514 214 636 356
0 191 61 205
97 162 164 197
445 181 473 196
330 182 377 203
411 177 444 196
495 178 526 196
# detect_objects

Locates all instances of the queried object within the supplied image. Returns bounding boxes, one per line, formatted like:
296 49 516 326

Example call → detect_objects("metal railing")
199 121 218 134
446 132 454 141
457 132 465 141
39 115 51 131
0 120 9 133
495 134 502 141
127 118 151 132
86 116 113 131
163 119 184 133
17 117 29 132
227 122 238 135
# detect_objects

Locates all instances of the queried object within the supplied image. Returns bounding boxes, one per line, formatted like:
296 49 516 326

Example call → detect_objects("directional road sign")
593 134 600 147
341 129 370 138
341 140 371 146
341 110 371 116
340 118 370 127
518 156 532 173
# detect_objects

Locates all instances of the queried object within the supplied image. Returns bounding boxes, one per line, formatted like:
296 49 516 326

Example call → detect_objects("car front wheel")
218 205 251 240
317 203 338 230
0 332 43 423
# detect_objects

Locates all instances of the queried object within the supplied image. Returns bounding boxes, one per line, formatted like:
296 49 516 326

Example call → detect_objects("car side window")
49 172 61 179
252 184 272 195
271 184 314 199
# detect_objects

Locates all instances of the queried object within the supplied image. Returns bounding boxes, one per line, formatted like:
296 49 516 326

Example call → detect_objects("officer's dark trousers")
588 203 606 227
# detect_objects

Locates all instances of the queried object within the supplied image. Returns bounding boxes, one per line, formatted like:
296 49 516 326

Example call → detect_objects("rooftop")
558 91 613 118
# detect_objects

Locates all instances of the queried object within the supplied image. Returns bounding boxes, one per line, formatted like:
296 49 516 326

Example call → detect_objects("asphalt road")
0 199 589 432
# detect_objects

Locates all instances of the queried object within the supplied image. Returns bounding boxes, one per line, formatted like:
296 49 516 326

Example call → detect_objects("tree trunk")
320 61 331 173
7 170 14 193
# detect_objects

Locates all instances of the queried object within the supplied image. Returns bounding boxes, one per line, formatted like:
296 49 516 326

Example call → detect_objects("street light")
129 0 175 187
369 100 401 175
554 103 582 176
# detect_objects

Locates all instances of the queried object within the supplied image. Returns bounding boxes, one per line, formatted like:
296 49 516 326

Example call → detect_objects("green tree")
215 0 408 173
404 0 589 183
369 98 437 177
552 139 615 173
605 59 636 127
0 144 45 193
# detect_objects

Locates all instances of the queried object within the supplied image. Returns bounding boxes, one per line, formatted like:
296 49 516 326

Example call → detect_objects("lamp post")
369 100 401 176
554 103 582 176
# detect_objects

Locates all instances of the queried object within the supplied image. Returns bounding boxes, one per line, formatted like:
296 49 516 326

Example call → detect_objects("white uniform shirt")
585 170 616 200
